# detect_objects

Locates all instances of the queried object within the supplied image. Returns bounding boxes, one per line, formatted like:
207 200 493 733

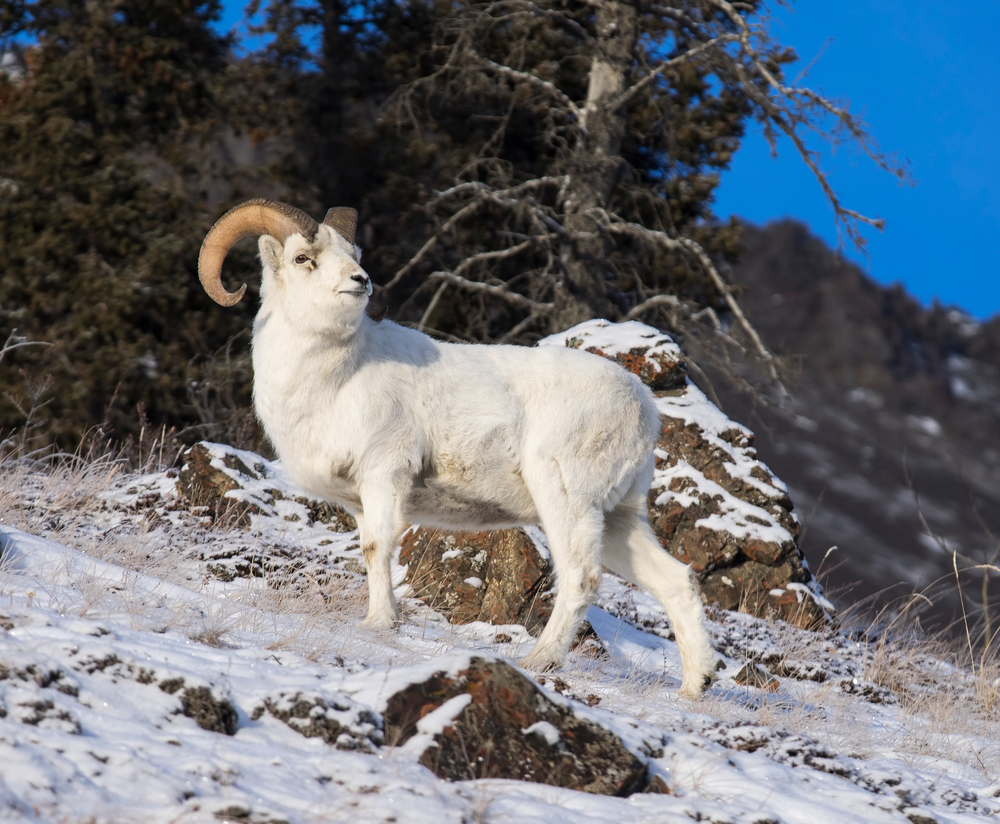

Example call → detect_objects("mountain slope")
1 451 998 822
721 220 1000 629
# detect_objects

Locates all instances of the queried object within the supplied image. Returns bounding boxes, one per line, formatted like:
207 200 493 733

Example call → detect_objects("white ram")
198 198 715 696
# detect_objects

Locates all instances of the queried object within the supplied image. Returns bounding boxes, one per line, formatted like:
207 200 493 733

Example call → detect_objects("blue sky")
712 1 1000 320
216 1 1000 319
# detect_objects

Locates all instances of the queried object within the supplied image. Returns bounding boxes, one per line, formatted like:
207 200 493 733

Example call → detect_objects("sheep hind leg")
603 502 716 698
519 501 604 672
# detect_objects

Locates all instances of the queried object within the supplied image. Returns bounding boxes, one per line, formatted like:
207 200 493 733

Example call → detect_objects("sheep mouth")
338 289 368 296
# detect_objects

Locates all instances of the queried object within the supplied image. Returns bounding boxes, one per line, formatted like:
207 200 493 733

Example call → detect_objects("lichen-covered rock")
382 656 649 795
251 690 382 751
399 527 553 635
177 442 356 532
557 318 687 391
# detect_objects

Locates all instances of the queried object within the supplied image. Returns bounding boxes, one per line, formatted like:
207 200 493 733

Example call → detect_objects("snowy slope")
1 456 998 824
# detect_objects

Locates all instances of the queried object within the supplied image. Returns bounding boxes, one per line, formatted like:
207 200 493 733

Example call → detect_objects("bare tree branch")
605 218 782 386
427 270 554 313
381 178 567 293
625 293 682 320
466 49 583 121
452 236 549 277
703 0 906 246
379 199 486 292
481 0 592 41
609 33 740 111
0 330 50 367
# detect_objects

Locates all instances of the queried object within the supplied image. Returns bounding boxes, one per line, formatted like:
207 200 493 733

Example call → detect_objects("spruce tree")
0 0 245 446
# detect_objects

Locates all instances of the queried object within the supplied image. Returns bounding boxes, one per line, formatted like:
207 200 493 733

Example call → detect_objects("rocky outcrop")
399 527 553 635
177 441 356 532
647 382 828 627
404 320 832 630
382 656 652 795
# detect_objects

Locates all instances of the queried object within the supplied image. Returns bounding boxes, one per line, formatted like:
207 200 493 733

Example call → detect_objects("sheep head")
198 198 362 307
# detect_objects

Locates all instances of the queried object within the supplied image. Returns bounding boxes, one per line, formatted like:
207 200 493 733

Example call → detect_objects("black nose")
351 273 368 287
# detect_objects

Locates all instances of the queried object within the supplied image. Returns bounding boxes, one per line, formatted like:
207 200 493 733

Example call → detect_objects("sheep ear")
259 235 284 271
323 207 358 246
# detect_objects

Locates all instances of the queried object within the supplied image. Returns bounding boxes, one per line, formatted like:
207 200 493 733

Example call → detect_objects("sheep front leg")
354 495 403 630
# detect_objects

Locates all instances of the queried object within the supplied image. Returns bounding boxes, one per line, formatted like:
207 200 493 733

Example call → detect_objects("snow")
946 309 980 338
521 720 561 747
538 318 683 371
522 525 551 562
906 415 943 437
655 382 789 498
399 693 474 758
651 461 791 545
847 387 885 409
3 468 998 824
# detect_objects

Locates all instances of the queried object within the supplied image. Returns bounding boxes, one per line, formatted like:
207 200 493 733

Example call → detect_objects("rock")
557 319 687 391
177 442 356 532
731 663 780 692
177 442 253 521
251 690 382 751
158 678 238 735
382 656 649 795
399 527 552 634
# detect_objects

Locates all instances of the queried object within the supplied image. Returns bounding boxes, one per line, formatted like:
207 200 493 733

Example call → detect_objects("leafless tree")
378 0 905 382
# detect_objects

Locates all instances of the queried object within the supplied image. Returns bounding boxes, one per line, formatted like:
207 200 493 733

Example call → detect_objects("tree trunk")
316 0 349 206
554 0 639 330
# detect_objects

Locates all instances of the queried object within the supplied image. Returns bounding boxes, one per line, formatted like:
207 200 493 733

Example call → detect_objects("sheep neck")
256 304 367 385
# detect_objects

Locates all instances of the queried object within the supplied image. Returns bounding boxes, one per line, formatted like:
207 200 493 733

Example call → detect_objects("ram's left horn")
323 207 358 246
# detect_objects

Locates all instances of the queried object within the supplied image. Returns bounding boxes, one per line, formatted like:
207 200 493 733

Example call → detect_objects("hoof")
360 613 399 631
679 672 714 699
518 649 563 673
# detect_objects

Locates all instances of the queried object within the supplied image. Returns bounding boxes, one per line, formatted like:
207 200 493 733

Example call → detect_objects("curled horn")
324 207 358 245
198 198 320 307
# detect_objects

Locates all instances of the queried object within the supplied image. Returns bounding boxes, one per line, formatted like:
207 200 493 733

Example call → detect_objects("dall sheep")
198 198 715 696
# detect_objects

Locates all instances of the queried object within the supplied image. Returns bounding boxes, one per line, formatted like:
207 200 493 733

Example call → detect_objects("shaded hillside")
720 220 1000 632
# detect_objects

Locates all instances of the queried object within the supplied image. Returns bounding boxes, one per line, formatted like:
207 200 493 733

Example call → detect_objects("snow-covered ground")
1 451 998 823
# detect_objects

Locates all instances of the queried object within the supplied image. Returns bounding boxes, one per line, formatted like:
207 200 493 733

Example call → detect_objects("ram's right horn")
198 198 320 307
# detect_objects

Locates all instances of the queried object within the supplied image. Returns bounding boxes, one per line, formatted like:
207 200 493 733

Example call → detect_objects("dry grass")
0 437 372 659
0 449 121 535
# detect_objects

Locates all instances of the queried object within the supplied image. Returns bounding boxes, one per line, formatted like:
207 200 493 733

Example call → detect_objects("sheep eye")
294 254 311 265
